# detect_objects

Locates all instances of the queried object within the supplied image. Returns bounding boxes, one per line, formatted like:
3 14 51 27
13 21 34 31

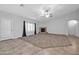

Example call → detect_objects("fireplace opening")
40 27 46 32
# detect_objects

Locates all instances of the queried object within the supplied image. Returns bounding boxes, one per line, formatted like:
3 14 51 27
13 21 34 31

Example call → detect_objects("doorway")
67 20 78 36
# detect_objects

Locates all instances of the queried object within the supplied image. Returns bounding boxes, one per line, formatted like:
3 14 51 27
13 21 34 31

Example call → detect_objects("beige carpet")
23 33 71 48
0 38 41 55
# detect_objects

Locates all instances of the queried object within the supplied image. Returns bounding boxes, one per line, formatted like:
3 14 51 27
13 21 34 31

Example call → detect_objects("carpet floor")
23 33 71 48
0 33 79 55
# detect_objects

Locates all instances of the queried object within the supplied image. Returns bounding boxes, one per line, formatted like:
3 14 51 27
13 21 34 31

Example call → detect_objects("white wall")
47 19 68 35
1 8 79 41
38 19 68 35
0 11 38 40
38 9 79 37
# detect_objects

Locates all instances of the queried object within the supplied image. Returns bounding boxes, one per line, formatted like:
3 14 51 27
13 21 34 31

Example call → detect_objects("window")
28 23 34 32
25 22 35 35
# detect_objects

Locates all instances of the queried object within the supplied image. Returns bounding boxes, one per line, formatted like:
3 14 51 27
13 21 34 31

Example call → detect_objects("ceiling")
0 4 79 21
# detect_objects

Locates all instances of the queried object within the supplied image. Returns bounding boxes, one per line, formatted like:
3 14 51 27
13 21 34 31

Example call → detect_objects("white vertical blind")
0 19 11 39
25 22 35 36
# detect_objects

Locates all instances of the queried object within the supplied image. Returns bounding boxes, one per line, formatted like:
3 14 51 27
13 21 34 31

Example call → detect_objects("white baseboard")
0 36 20 41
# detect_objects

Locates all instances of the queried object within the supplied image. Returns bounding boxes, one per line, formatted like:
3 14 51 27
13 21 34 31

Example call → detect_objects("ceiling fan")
40 6 53 18
19 4 53 18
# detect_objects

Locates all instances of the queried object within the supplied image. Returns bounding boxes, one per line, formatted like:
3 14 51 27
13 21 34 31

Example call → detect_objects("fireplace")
40 27 46 32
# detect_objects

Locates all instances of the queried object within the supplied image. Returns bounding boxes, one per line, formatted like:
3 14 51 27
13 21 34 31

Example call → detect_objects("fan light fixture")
40 7 53 18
